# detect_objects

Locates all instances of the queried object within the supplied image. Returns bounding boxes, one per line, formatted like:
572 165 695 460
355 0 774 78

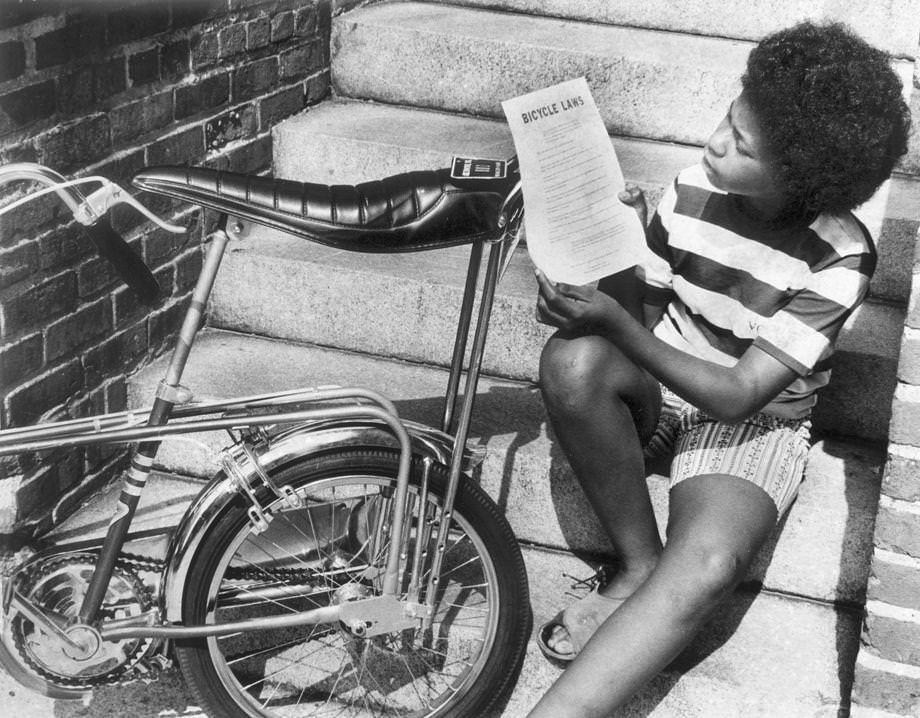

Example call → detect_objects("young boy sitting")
528 21 911 717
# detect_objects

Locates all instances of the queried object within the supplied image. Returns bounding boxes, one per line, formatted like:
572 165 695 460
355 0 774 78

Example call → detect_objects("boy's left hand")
535 269 627 334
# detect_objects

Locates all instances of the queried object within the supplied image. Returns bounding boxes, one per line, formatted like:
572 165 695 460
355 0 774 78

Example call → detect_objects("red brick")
0 80 56 133
175 71 229 119
0 2 46 28
0 333 42 389
147 126 205 165
83 323 148 387
106 377 127 413
148 295 190 349
225 135 271 174
259 85 305 131
0 40 26 83
875 501 920 559
883 453 920 502
0 272 77 338
247 16 270 49
111 92 174 145
191 30 218 70
36 115 111 173
38 224 94 273
93 55 128 103
280 46 310 81
129 47 160 86
34 17 105 69
271 11 294 42
899 332 920 385
219 22 246 58
0 188 63 249
45 297 113 362
295 5 319 36
161 37 190 79
0 242 39 289
306 71 329 104
17 447 85 519
232 57 278 103
890 393 920 447
853 659 920 714
863 612 920 666
6 359 83 426
174 247 204 294
56 67 95 117
869 554 920 612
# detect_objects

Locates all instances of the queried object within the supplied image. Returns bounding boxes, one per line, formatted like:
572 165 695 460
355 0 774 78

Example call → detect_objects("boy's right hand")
618 184 648 227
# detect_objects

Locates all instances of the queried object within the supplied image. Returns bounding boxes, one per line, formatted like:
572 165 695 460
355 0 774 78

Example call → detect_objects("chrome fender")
160 418 483 621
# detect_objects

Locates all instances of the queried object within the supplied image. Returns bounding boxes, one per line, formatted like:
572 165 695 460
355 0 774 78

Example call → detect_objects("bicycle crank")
1 553 159 690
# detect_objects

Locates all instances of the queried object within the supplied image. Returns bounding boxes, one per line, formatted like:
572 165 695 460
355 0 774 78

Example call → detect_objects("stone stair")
122 0 920 714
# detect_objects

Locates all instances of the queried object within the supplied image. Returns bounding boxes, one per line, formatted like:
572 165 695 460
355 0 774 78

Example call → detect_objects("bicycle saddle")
132 165 518 252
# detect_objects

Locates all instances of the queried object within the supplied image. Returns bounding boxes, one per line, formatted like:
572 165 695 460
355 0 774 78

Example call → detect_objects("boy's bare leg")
527 475 778 717
540 331 663 597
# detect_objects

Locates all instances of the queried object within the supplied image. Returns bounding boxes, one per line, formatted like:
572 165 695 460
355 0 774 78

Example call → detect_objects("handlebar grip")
81 218 160 305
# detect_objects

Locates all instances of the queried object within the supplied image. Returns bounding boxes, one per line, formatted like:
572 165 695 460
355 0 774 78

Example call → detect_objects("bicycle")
0 157 531 717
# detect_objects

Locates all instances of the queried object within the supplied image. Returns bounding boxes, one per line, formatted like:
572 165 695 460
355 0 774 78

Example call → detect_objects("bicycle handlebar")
0 163 180 306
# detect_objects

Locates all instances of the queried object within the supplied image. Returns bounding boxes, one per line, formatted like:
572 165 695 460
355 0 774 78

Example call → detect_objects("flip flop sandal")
537 589 625 663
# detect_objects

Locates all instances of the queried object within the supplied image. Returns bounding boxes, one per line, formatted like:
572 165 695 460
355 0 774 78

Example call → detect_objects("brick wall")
0 0 337 542
851 54 920 713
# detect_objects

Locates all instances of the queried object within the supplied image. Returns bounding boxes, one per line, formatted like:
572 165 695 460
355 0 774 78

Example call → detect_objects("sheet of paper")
501 77 645 285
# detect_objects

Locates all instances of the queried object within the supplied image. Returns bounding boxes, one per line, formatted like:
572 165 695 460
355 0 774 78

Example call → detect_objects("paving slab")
127 328 884 605
507 546 860 717
0 542 857 717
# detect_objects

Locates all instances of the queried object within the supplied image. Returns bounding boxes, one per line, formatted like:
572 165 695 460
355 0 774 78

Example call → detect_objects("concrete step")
329 1 916 167
26 469 860 716
127 328 884 607
210 221 902 440
261 100 915 441
421 0 920 57
272 99 919 305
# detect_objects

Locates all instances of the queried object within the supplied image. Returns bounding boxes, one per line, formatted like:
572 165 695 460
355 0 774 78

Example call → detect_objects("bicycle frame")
0 164 524 645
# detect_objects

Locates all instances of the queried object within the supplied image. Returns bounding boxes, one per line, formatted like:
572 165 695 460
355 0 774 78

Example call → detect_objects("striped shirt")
637 165 876 419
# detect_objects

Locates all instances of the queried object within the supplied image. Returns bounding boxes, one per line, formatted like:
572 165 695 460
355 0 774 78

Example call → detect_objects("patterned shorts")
643 385 811 516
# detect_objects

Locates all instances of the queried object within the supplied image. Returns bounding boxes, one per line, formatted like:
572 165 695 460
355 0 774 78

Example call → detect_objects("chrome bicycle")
0 157 530 717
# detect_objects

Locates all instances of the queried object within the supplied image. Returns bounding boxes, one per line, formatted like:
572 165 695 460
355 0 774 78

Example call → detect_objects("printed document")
501 77 645 285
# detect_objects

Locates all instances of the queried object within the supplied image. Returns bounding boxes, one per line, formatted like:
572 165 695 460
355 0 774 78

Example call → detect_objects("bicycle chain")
9 551 164 690
7 549 364 691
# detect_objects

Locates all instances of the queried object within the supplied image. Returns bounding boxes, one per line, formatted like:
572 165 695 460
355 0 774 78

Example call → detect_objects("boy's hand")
535 269 627 334
618 184 648 227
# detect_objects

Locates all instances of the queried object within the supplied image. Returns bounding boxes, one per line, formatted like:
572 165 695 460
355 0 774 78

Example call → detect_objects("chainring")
4 552 157 690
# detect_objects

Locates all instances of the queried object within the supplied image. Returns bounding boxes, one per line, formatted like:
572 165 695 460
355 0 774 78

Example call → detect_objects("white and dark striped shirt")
638 165 876 419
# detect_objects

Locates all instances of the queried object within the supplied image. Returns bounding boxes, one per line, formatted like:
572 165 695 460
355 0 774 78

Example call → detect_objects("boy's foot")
538 589 627 662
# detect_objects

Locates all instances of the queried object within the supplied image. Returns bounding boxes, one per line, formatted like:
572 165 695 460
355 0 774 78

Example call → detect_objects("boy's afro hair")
741 21 911 217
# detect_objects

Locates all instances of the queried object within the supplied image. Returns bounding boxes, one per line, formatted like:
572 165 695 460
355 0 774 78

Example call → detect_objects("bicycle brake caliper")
220 437 302 533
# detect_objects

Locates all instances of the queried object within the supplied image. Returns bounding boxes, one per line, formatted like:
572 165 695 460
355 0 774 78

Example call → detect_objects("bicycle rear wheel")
176 448 530 717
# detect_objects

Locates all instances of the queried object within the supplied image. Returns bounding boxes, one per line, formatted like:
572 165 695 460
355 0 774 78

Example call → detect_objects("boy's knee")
540 334 630 412
667 544 744 617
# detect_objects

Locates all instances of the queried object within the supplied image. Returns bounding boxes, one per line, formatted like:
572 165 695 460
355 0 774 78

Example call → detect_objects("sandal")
537 589 625 663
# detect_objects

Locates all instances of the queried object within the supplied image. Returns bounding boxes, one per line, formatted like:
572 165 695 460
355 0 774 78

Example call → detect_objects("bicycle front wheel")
176 448 530 717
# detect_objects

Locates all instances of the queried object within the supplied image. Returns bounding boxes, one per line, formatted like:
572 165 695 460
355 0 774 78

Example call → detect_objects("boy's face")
701 92 784 213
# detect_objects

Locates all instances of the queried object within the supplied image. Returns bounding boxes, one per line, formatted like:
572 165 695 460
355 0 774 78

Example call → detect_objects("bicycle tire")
176 448 531 718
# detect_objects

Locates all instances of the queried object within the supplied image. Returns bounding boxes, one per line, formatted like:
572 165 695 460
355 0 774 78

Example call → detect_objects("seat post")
440 241 484 434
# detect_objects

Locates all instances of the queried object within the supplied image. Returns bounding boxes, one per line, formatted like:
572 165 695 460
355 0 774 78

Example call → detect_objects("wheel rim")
202 473 501 717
